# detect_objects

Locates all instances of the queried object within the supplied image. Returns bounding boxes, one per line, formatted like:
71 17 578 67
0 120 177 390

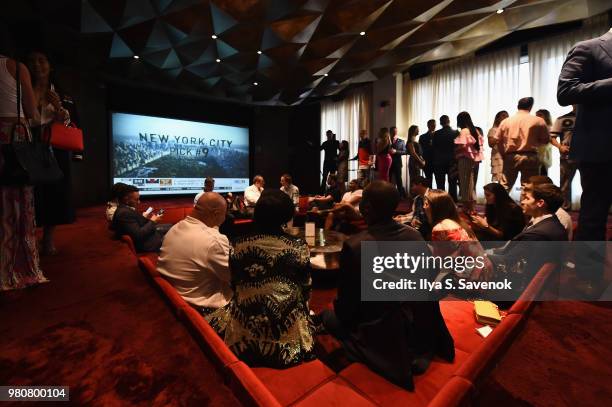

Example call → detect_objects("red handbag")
49 122 84 151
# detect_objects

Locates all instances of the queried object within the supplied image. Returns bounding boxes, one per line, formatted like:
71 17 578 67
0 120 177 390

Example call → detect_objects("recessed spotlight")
211 34 218 39
359 31 366 36
253 82 258 86
324 73 329 76
257 50 262 55
216 58 221 63
133 55 139 59
496 9 504 14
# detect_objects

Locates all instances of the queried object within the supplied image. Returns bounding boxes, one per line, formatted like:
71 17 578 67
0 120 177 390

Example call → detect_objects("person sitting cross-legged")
323 179 363 230
318 181 454 389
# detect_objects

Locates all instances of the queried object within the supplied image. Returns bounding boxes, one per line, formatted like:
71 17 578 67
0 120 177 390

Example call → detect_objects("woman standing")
406 125 425 182
27 51 78 255
455 111 483 212
375 128 392 182
0 51 47 291
488 111 508 183
336 140 349 193
535 109 553 176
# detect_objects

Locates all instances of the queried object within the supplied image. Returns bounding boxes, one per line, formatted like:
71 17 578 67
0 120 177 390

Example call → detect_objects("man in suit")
432 115 458 201
419 119 436 187
389 126 408 198
489 183 567 281
319 180 454 389
320 130 340 192
557 29 612 243
112 185 164 252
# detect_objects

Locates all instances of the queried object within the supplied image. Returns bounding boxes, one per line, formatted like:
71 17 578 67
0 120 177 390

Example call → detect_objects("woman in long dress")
0 53 47 291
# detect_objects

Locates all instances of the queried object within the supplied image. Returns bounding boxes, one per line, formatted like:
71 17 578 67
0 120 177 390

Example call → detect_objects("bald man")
157 192 232 314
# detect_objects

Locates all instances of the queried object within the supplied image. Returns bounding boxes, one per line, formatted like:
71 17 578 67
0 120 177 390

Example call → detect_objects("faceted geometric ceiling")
81 0 611 105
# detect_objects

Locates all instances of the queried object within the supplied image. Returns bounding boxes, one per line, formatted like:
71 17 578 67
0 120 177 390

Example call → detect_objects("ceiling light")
496 9 504 14
254 82 258 86
359 31 366 36
133 55 139 59
257 50 262 55
216 58 221 63
211 34 218 39
324 73 329 76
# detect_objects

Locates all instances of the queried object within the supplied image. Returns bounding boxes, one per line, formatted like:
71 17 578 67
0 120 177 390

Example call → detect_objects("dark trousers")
574 161 612 283
390 164 406 198
321 160 337 192
423 166 434 188
575 161 611 242
320 309 349 340
433 163 458 201
560 159 578 211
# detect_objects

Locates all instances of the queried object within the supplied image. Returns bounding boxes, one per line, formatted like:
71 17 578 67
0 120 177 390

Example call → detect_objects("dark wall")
72 76 320 207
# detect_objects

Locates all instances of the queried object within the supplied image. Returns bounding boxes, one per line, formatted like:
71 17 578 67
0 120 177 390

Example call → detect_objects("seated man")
524 175 573 240
394 175 431 239
309 174 341 211
193 176 215 205
106 182 129 222
488 183 568 286
244 175 265 211
112 185 165 252
157 192 232 314
319 181 454 389
280 173 300 210
323 179 363 230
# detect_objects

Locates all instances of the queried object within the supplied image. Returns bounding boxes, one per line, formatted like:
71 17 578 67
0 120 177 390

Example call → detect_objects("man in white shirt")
280 173 300 209
244 175 265 208
157 192 232 314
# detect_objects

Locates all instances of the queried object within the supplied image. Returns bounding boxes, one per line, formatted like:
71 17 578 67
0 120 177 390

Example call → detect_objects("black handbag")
0 61 63 186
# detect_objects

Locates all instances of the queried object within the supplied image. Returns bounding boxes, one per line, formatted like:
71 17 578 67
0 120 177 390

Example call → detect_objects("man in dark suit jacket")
419 119 436 187
389 126 408 198
557 30 612 244
112 185 164 252
432 115 458 200
320 180 454 390
489 183 567 280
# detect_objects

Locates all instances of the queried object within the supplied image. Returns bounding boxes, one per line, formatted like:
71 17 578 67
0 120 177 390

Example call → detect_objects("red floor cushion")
182 306 239 370
427 376 474 407
152 276 189 317
338 349 469 407
226 361 283 407
439 300 485 354
138 256 160 278
120 234 137 255
454 313 523 385
292 377 377 407
252 360 335 406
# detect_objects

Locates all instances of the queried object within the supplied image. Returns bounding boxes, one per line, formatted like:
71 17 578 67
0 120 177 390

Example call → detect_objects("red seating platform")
133 249 557 407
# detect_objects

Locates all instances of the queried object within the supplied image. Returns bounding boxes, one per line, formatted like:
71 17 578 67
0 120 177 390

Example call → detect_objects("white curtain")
320 88 371 184
529 15 609 209
404 47 522 201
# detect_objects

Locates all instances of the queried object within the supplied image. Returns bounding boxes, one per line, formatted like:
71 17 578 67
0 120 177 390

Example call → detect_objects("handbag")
49 121 84 151
0 61 63 186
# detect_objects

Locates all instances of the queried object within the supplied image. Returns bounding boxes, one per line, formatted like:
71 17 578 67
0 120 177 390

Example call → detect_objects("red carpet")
1 204 611 406
0 206 239 406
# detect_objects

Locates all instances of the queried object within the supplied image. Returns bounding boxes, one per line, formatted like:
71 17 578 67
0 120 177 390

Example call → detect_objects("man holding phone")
112 185 165 252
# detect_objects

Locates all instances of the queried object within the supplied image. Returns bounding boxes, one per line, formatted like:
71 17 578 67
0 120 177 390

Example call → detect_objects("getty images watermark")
360 241 612 302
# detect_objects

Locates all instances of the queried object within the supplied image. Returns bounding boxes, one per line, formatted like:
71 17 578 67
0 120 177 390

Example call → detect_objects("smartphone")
143 207 153 216
157 208 165 215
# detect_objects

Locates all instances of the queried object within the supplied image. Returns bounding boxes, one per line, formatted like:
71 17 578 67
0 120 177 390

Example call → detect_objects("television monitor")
111 112 249 195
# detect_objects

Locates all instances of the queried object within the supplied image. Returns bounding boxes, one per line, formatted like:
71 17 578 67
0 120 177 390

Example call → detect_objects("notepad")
474 300 502 326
